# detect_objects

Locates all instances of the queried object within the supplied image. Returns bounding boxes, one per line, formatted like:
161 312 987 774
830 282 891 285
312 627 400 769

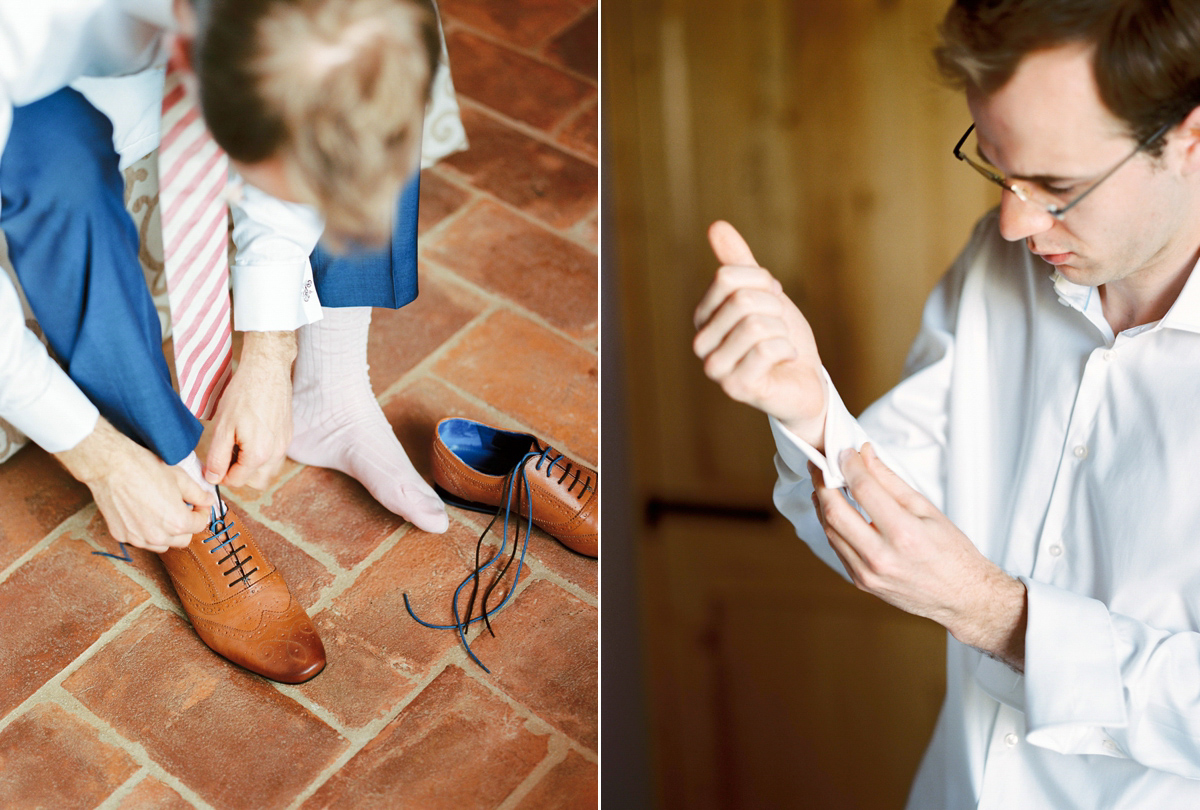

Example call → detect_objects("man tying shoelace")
0 0 466 682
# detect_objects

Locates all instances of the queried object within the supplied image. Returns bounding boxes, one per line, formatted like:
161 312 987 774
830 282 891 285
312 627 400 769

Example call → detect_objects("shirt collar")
1160 254 1200 333
119 0 177 31
1049 253 1200 338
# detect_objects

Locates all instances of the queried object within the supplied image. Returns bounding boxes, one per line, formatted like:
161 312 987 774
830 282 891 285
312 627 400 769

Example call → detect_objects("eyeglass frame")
952 119 1175 220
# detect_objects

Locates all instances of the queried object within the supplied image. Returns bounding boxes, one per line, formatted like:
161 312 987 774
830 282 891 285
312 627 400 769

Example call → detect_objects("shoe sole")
434 484 508 516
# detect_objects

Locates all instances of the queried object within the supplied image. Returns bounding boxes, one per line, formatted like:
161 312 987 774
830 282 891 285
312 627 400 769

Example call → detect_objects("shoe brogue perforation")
158 495 325 684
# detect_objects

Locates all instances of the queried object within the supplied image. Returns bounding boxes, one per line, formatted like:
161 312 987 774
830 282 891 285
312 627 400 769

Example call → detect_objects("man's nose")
997 189 1056 242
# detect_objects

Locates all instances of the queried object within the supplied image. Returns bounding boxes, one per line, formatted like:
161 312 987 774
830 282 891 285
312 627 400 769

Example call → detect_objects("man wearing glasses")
694 0 1200 806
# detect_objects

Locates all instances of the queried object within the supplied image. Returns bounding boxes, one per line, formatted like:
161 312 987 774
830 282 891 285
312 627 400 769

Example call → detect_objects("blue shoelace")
404 446 577 672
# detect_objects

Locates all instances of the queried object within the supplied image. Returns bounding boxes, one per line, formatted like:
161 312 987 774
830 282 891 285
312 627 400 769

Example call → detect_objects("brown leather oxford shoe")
159 498 326 683
430 417 598 557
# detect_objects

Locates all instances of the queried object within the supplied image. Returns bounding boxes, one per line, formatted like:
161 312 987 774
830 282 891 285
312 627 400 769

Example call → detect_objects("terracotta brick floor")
0 2 597 807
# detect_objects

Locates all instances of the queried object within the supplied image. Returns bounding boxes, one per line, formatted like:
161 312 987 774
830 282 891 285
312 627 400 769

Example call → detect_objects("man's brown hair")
195 0 439 247
935 0 1200 155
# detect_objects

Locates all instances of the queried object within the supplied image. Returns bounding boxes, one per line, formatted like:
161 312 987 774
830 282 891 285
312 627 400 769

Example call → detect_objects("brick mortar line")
81 534 193 621
299 521 415 618
49 687 215 810
439 98 600 221
93 768 152 810
0 599 155 739
220 492 351 585
425 372 597 469
495 735 573 810
453 95 598 169
282 658 461 810
462 646 593 750
420 166 598 256
418 237 599 339
370 298 503 404
547 93 599 144
0 502 96 586
413 256 598 354
285 563 547 810
441 10 598 91
215 489 424 625
415 168 482 241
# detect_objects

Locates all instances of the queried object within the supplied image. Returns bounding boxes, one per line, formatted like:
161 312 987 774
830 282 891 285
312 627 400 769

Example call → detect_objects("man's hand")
692 221 828 448
810 443 1027 670
55 418 214 553
204 330 296 489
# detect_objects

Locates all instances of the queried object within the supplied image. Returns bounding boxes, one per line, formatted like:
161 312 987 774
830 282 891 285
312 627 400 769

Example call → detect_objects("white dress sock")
288 306 449 533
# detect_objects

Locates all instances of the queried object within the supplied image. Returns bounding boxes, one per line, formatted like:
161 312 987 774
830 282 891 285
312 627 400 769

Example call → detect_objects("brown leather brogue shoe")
430 418 598 557
159 497 326 683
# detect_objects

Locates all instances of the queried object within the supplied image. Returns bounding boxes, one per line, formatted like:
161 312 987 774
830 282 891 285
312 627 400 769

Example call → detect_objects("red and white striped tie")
158 57 233 420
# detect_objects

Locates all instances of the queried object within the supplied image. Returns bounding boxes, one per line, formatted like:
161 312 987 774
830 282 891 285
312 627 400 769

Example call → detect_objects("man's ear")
1173 104 1200 176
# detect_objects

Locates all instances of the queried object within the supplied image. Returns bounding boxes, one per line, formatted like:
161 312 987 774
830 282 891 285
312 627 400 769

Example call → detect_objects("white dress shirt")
0 0 465 454
773 208 1200 808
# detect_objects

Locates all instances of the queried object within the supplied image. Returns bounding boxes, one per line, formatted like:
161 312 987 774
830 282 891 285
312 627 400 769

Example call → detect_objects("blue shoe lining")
438 418 535 476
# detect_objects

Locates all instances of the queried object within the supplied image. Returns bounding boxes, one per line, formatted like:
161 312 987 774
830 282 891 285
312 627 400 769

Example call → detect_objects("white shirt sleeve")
228 181 325 331
0 272 98 453
1021 578 1200 777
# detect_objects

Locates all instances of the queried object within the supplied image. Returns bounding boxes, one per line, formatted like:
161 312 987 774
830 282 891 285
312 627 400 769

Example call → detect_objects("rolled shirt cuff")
5 357 99 453
1022 576 1127 755
231 259 324 331
768 367 868 488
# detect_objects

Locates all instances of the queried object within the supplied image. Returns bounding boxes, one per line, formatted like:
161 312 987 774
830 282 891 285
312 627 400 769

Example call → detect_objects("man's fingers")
693 264 781 331
699 310 792 379
860 443 928 513
811 490 869 584
838 448 912 532
693 287 782 359
708 220 759 268
204 429 236 485
173 467 216 511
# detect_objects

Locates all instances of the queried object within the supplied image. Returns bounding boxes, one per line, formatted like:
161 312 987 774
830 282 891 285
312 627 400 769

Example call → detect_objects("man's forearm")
951 571 1028 673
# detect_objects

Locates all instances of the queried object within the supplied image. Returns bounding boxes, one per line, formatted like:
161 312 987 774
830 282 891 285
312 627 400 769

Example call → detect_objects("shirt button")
1073 444 1088 459
1005 733 1019 747
1103 739 1119 752
1049 544 1064 557
1103 350 1115 361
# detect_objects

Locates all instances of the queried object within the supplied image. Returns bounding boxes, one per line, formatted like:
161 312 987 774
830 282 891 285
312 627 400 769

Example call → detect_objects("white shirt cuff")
5 350 99 453
768 367 869 488
231 259 323 331
1022 576 1127 755
974 654 1025 712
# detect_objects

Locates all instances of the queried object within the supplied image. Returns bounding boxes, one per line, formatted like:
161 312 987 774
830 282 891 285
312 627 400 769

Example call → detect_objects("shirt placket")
977 703 1028 809
978 338 1118 801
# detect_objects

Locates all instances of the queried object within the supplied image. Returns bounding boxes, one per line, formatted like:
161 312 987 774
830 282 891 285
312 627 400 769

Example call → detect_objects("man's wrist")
951 570 1028 671
54 417 119 484
779 402 828 453
239 330 297 370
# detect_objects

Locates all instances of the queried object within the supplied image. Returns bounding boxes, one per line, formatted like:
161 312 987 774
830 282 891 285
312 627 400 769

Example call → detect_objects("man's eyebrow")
974 144 1080 184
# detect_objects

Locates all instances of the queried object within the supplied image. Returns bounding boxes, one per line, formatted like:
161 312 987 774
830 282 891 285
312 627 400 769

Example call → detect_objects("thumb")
708 220 760 268
204 427 235 485
173 466 216 511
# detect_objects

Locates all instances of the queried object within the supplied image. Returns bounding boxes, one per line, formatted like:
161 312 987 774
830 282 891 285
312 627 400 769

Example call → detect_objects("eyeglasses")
952 120 1174 220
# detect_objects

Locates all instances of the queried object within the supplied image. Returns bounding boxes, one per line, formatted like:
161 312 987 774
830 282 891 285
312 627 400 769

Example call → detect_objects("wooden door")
605 0 997 806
